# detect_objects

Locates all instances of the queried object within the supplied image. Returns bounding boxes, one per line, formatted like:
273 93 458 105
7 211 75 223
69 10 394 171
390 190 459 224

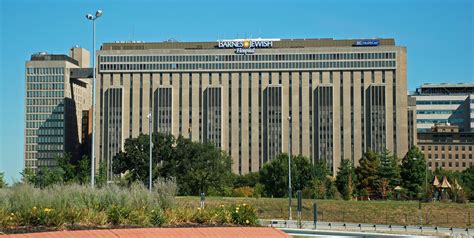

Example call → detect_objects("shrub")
148 208 166 226
107 205 131 226
228 204 258 226
232 186 254 197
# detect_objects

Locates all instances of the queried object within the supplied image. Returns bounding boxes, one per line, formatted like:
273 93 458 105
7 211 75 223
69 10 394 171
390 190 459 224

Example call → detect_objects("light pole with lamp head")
86 10 103 188
288 116 292 220
147 113 153 192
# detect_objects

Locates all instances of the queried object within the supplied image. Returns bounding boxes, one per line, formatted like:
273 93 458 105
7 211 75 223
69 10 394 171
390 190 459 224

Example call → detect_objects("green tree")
378 150 401 198
461 166 474 199
77 155 91 184
313 160 329 181
233 172 259 188
259 154 288 197
336 159 356 200
401 146 426 199
113 133 157 185
113 133 232 195
56 153 76 183
0 172 7 188
258 154 314 197
355 150 380 197
168 137 233 195
32 167 65 188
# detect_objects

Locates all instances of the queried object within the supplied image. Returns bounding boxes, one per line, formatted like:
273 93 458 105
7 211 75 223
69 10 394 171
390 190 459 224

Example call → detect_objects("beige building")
95 38 409 175
24 47 92 172
418 124 474 171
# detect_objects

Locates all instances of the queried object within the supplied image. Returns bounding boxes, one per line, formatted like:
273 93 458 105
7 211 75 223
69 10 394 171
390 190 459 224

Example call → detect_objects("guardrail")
261 219 473 237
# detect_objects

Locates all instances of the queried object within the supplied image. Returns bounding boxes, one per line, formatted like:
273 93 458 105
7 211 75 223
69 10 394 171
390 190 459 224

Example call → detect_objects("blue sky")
0 0 473 184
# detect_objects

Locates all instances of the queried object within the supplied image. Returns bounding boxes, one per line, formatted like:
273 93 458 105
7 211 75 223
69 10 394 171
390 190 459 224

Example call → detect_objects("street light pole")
148 113 153 192
86 10 103 188
288 116 292 220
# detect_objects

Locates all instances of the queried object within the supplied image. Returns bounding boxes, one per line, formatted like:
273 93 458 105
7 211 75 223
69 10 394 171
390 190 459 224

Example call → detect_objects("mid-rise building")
418 124 473 171
94 38 410 175
24 47 92 172
413 83 474 132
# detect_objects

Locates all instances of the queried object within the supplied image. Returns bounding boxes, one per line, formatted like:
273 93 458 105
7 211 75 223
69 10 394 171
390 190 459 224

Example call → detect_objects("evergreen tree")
355 150 380 197
378 149 401 198
401 146 426 199
336 159 356 200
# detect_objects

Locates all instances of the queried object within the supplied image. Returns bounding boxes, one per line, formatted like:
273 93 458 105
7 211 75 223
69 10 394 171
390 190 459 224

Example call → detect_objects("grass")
0 183 259 234
176 196 474 228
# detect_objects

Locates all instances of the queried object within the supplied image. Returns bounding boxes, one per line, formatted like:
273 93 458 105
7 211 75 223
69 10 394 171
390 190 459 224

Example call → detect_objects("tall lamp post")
147 113 153 192
288 116 292 220
86 10 103 188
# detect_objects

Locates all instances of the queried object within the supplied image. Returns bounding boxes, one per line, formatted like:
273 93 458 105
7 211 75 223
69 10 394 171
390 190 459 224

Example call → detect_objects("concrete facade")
95 38 409 175
24 48 92 172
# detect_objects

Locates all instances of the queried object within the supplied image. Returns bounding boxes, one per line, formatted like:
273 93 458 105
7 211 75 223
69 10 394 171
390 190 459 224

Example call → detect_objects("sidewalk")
3 227 290 238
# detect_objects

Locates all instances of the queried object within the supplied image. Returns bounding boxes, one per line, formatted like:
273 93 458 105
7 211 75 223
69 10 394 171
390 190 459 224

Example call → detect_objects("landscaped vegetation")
1 133 474 233
0 181 258 233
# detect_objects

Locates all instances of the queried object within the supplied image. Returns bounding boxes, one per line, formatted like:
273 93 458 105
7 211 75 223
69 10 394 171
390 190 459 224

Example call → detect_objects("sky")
0 0 473 184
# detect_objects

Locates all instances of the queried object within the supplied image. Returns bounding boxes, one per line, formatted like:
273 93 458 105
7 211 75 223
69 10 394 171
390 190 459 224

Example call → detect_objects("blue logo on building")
353 39 380 46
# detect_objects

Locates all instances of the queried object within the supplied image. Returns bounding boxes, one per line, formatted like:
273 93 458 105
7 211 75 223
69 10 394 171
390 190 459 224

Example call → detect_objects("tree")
259 154 289 197
258 154 314 197
168 137 233 195
335 159 356 200
355 150 380 197
378 150 401 198
113 133 232 195
76 155 91 184
461 165 474 199
31 167 65 188
233 172 259 188
401 146 426 199
313 160 329 181
56 153 76 183
0 172 7 188
113 133 159 185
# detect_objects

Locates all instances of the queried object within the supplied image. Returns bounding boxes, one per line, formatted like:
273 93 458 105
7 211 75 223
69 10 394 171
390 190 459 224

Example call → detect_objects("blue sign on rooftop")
353 39 380 46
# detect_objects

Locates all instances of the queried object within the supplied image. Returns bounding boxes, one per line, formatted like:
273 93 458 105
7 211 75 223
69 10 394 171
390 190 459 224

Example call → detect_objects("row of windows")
427 153 473 160
100 52 396 63
37 152 63 159
27 76 64 83
26 90 64 98
26 113 64 121
26 67 64 75
417 100 465 105
417 119 465 124
26 120 64 129
428 161 473 168
37 144 63 151
26 105 64 113
416 109 464 115
27 136 64 144
26 99 63 106
100 60 396 71
27 83 64 90
421 145 473 151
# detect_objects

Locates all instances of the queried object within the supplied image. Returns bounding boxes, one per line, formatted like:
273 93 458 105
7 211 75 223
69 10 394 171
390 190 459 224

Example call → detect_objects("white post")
149 113 153 192
288 116 292 220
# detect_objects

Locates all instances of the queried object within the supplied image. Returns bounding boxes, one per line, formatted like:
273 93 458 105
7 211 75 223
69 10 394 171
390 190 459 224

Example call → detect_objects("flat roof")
30 54 78 66
421 83 474 88
101 38 396 51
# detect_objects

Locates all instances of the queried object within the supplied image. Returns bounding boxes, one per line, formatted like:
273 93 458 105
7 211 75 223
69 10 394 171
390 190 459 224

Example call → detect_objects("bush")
232 186 254 197
148 208 166 226
228 204 258 226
